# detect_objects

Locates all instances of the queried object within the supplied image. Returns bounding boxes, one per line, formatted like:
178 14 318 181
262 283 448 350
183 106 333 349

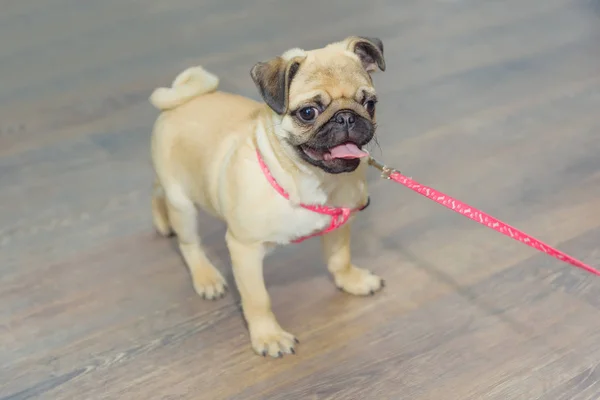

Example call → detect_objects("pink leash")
368 157 600 276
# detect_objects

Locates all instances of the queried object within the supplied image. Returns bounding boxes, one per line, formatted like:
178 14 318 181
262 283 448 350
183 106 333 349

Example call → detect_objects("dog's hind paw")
192 266 228 300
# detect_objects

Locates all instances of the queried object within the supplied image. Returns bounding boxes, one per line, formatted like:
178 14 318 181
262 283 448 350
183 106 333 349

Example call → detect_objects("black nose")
334 111 356 128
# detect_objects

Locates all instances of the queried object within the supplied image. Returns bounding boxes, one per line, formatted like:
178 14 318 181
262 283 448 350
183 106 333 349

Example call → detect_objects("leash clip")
368 157 398 180
380 166 396 180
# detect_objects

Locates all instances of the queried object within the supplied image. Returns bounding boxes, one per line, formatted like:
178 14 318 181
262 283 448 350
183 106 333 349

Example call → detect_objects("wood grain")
2 0 600 399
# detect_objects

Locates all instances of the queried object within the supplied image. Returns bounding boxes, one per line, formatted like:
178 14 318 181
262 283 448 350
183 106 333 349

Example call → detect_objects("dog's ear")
250 56 303 115
343 36 386 73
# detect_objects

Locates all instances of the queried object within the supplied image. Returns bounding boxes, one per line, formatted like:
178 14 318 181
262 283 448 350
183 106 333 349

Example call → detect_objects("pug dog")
149 36 386 358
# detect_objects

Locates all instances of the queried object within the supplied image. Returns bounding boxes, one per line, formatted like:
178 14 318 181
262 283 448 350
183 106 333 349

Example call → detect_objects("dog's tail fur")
149 66 219 111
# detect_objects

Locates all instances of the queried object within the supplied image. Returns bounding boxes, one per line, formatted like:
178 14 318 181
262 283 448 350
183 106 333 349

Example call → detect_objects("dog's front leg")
226 231 298 358
322 223 384 296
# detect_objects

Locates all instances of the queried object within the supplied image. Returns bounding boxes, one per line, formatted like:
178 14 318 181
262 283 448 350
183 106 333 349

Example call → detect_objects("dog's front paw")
334 266 384 296
192 266 228 300
249 318 298 358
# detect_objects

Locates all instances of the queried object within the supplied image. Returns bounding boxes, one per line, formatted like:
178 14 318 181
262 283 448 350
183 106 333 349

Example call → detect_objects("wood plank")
2 0 600 399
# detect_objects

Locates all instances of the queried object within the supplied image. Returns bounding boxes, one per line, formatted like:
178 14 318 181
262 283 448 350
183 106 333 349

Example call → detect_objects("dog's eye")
297 106 318 122
364 100 376 115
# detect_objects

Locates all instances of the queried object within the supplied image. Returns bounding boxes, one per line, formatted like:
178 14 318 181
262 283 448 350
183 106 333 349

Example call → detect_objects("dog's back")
150 66 262 216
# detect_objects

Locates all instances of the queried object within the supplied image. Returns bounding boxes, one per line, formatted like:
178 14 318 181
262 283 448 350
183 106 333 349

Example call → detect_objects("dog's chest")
270 206 331 244
266 177 362 244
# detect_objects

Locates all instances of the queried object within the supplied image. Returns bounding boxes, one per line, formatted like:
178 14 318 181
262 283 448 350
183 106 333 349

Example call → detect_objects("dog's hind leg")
152 178 173 237
165 185 228 300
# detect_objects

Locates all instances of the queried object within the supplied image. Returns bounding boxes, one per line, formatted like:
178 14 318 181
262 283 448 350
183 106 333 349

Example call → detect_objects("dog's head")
250 36 385 174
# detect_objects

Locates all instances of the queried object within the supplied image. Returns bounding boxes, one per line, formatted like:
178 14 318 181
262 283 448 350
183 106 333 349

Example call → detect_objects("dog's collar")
256 149 369 243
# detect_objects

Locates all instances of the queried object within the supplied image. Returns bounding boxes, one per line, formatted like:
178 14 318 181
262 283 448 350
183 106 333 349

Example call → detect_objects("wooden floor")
2 1 600 399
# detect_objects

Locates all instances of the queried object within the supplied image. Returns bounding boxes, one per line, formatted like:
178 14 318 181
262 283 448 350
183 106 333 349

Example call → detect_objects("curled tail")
149 66 219 111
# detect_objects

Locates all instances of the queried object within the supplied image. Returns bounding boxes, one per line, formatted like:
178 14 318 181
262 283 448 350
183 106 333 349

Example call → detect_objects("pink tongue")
328 143 368 159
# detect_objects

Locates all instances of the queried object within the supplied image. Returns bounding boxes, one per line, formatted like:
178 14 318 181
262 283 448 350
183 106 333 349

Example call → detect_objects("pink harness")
256 150 369 243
